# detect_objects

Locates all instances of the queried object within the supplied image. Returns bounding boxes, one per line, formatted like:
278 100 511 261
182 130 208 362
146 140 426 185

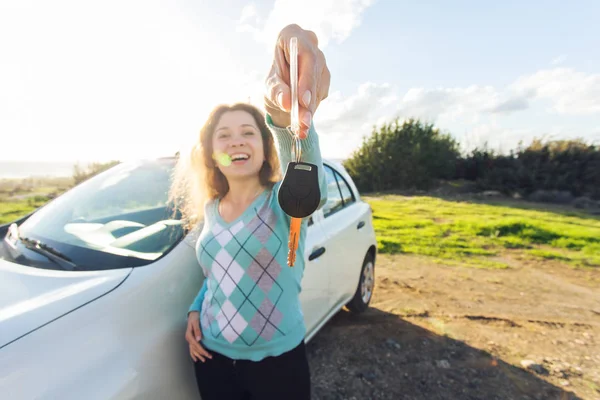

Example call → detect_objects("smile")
229 153 250 164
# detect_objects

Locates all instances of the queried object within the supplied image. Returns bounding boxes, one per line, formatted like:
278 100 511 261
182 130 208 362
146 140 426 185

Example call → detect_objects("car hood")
0 258 132 349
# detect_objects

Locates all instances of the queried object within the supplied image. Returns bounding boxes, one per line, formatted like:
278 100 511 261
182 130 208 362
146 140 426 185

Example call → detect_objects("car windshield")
7 158 184 271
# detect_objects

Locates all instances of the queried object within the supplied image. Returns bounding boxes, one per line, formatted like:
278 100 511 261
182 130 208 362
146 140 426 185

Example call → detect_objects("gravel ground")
305 254 600 400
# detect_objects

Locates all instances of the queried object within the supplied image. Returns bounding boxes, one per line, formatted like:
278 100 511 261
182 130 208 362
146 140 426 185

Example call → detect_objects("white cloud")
316 82 397 159
319 83 395 129
391 68 600 123
551 54 567 65
314 66 600 160
0 0 262 162
238 0 376 48
512 68 600 115
239 3 259 24
237 3 262 35
316 83 521 159
399 85 500 123
488 97 530 114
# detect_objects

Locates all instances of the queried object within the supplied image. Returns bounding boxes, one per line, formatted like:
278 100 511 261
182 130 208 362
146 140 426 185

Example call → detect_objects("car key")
277 37 321 267
287 216 302 266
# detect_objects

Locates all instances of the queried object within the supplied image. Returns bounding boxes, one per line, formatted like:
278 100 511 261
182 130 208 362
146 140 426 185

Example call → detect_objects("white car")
0 157 377 400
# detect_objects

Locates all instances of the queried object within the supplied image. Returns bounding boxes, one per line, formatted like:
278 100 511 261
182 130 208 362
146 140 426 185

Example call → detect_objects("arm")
185 277 212 362
266 114 328 210
187 277 207 316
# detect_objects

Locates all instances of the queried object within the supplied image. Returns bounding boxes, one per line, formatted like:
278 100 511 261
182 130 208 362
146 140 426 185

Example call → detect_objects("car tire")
346 252 375 314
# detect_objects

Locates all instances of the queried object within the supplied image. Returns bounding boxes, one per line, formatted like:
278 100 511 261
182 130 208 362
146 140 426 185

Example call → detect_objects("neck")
224 177 264 205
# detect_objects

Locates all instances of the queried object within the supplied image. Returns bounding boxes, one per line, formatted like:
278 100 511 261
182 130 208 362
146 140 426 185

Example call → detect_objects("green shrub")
343 118 460 192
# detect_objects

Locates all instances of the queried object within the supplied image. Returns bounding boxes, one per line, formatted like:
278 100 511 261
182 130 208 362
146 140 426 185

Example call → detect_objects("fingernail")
277 92 284 108
302 90 311 107
196 336 200 341
302 111 312 128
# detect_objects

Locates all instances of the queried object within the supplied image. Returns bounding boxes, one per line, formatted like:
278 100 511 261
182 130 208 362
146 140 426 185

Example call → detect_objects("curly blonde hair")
169 103 281 231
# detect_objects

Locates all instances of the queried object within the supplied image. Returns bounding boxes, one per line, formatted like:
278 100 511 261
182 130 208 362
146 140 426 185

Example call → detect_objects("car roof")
157 155 345 168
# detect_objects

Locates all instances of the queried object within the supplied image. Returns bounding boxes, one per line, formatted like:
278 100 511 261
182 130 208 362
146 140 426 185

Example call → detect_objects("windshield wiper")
19 236 78 271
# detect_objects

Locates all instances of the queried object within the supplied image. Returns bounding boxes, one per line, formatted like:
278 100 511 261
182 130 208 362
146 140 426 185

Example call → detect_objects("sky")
1 0 599 163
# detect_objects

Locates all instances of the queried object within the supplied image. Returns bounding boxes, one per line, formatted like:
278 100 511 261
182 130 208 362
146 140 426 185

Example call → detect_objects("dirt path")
306 254 600 400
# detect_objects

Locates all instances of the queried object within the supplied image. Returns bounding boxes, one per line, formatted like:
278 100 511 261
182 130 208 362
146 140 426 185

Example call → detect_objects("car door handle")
308 246 326 261
357 221 365 229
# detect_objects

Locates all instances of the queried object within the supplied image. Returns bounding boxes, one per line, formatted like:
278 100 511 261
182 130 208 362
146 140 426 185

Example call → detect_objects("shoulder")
265 181 292 224
271 180 282 192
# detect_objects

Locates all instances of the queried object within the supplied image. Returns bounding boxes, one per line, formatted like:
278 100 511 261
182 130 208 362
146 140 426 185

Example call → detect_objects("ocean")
0 158 348 180
0 161 77 179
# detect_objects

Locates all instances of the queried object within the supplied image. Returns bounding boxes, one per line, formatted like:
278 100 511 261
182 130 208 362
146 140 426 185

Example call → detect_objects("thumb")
192 319 202 342
268 73 291 112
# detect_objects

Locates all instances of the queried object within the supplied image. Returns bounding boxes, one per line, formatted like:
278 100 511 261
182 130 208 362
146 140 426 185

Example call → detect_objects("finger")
267 71 291 113
296 30 319 112
198 345 213 360
194 344 211 362
298 58 329 139
185 327 194 344
186 328 200 349
189 338 203 354
192 320 202 342
193 349 205 363
297 110 311 139
196 349 207 363
266 45 291 112
298 46 318 114
189 349 197 363
185 322 197 343
317 60 331 107
200 345 212 358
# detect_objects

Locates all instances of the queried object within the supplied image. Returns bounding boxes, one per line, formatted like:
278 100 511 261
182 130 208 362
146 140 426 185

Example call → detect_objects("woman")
170 24 331 400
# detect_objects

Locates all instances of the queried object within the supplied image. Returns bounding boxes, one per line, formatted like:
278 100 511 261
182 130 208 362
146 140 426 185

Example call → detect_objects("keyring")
293 133 302 162
289 36 302 163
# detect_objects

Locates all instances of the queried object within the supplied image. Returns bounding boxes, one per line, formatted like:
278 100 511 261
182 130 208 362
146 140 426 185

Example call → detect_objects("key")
279 160 321 266
278 161 321 218
287 216 302 266
277 37 321 266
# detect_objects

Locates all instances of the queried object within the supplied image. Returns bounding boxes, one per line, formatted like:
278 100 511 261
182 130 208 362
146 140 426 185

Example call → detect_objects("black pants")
193 340 311 400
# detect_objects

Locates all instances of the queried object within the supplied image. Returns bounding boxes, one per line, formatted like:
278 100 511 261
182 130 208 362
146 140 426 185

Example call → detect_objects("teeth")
230 153 249 161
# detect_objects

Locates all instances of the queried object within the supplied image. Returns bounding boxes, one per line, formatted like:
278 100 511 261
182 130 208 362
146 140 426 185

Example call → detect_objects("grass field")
366 194 600 269
0 198 47 224
2 181 599 270
0 177 72 224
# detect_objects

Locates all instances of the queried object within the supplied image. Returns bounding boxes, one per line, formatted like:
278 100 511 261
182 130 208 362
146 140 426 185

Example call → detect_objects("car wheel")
346 252 375 314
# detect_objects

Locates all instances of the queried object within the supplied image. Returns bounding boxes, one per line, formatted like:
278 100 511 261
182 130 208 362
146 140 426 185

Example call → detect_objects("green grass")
0 177 71 225
0 198 47 224
367 195 600 269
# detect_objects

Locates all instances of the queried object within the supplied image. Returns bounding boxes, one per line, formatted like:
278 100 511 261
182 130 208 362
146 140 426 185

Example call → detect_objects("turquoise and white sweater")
188 115 328 361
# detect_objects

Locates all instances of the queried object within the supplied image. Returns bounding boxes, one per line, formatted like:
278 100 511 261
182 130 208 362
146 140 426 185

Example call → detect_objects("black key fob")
278 161 321 218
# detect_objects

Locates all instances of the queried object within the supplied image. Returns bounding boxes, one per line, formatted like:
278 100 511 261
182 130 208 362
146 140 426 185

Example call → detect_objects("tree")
73 160 120 185
343 118 461 193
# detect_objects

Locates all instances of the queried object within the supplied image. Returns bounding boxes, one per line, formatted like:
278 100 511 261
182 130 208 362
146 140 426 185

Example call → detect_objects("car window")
9 159 184 271
322 165 344 218
71 163 172 221
334 170 355 206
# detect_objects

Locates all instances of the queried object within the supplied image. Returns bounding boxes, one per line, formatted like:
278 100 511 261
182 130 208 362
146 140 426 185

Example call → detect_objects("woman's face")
212 110 265 182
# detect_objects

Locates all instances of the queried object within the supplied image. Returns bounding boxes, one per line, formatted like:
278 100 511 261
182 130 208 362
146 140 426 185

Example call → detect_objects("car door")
319 164 369 309
299 213 331 335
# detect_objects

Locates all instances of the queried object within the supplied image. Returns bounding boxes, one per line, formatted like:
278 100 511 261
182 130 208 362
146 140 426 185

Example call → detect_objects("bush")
73 160 120 185
527 190 574 205
572 196 599 210
343 118 461 193
460 138 600 200
341 116 599 201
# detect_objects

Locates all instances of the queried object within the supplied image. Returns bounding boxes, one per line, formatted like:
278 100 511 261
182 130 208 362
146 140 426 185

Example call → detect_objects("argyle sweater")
188 115 328 361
